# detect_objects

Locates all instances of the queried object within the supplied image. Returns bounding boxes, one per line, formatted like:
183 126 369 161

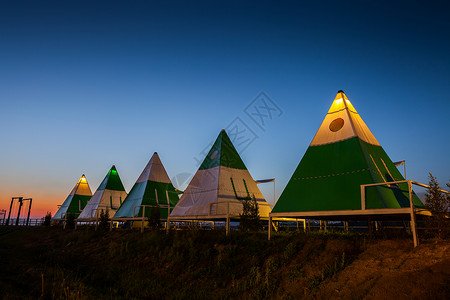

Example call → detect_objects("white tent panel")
136 153 171 184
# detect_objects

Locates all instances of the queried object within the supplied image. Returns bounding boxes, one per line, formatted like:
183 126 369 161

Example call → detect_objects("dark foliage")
148 206 161 229
425 173 450 239
239 195 262 231
43 211 52 226
99 209 110 231
66 213 76 229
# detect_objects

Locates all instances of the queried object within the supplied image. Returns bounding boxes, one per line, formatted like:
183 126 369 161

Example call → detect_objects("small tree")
43 211 52 226
240 195 262 232
148 205 161 229
99 208 110 231
425 173 450 239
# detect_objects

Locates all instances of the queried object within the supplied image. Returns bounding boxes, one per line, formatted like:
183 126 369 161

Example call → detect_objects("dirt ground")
310 239 450 299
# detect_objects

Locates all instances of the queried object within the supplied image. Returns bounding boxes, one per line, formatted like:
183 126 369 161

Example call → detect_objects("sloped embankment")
0 227 448 299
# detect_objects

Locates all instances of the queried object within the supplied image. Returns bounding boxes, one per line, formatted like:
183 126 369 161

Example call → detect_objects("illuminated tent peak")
53 174 93 220
310 90 379 146
68 174 92 196
79 165 128 219
113 152 179 219
170 130 272 219
272 91 423 214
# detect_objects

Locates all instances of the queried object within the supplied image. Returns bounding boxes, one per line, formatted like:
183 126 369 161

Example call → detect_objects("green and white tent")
272 91 424 215
53 174 92 220
113 152 179 219
79 165 128 219
170 130 272 219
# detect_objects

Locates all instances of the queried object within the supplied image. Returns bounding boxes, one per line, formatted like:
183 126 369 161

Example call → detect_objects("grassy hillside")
0 227 448 299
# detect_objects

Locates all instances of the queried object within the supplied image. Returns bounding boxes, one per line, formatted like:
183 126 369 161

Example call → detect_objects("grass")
1 226 445 299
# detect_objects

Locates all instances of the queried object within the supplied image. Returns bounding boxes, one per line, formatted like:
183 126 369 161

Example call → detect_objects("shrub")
239 195 262 232
43 211 52 226
425 173 450 239
99 209 110 231
148 206 161 229
66 213 76 229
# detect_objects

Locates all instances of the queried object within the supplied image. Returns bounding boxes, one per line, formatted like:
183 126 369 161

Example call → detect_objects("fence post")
408 181 419 247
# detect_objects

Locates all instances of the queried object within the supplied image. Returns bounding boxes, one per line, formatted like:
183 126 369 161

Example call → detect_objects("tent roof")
199 129 247 170
97 165 126 191
68 174 92 196
79 165 127 219
113 152 179 219
310 90 379 146
170 130 272 219
272 91 423 214
53 174 92 219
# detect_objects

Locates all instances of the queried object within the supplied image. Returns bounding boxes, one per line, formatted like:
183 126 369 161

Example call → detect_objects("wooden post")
25 198 32 226
6 198 15 226
226 201 230 236
361 185 366 210
41 273 44 297
16 198 23 226
408 181 418 247
268 216 272 240
166 190 170 235
141 206 145 233
110 219 113 231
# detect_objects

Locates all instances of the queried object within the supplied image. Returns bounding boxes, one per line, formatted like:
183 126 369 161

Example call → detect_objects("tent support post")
110 219 113 231
408 181 418 247
166 190 170 235
268 216 272 240
25 198 32 226
141 206 145 233
16 198 23 226
6 198 15 226
226 201 230 236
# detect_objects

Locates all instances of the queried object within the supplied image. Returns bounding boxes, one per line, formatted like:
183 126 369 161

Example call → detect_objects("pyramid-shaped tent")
170 130 272 219
272 90 424 215
113 152 179 219
53 174 92 220
79 165 128 219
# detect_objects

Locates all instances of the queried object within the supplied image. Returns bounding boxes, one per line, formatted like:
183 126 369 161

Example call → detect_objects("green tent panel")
273 91 423 214
113 152 179 219
79 165 128 219
170 130 272 218
53 174 92 220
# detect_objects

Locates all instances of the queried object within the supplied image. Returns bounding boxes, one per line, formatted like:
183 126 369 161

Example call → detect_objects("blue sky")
1 0 449 216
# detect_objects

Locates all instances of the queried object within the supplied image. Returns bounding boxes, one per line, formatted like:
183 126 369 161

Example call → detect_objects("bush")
99 209 110 231
43 211 52 226
148 206 161 229
66 213 76 229
425 173 450 239
239 195 262 232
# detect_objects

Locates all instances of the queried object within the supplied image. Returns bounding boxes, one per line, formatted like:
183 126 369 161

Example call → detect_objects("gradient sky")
1 0 449 218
